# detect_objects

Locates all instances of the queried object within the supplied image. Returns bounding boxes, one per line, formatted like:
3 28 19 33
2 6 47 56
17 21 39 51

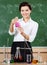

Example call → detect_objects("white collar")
21 18 32 23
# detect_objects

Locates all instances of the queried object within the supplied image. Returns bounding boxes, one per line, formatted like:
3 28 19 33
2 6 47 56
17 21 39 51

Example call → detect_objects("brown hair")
19 2 32 11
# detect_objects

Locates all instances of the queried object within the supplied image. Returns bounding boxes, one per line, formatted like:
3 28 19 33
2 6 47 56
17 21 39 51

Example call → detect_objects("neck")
23 17 30 22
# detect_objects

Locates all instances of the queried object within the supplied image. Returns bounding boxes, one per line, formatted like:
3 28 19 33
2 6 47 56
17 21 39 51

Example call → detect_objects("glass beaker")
26 54 31 64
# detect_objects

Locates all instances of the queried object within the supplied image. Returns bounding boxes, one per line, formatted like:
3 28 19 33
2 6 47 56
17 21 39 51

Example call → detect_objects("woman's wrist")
21 32 29 40
9 23 14 32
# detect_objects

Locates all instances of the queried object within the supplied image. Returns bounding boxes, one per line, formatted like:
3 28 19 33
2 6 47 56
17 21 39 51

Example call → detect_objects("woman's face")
20 6 31 18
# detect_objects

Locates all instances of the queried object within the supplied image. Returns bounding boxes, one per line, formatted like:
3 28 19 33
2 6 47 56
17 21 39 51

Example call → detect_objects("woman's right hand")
9 17 18 32
11 17 18 25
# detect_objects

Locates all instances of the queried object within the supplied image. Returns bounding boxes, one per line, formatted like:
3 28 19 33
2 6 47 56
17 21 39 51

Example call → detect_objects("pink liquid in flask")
15 22 20 27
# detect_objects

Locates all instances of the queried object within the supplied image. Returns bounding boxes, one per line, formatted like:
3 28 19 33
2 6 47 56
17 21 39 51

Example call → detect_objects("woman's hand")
9 17 18 32
17 27 29 40
11 17 18 25
17 27 24 33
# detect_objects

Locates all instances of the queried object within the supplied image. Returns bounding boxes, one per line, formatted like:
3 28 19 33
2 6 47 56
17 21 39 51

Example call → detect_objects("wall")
0 0 47 47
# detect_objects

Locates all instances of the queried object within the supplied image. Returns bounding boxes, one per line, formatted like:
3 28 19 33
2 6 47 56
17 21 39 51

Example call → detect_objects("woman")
9 2 38 62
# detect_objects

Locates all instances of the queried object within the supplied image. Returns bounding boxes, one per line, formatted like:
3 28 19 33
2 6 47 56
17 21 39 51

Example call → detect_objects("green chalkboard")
0 0 47 47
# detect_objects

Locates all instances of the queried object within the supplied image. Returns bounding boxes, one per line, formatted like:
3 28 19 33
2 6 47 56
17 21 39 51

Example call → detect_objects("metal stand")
15 47 31 60
15 47 22 60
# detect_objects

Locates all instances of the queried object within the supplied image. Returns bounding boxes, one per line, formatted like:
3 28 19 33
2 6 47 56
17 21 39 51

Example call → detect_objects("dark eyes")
26 10 28 11
21 9 28 12
21 10 24 12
